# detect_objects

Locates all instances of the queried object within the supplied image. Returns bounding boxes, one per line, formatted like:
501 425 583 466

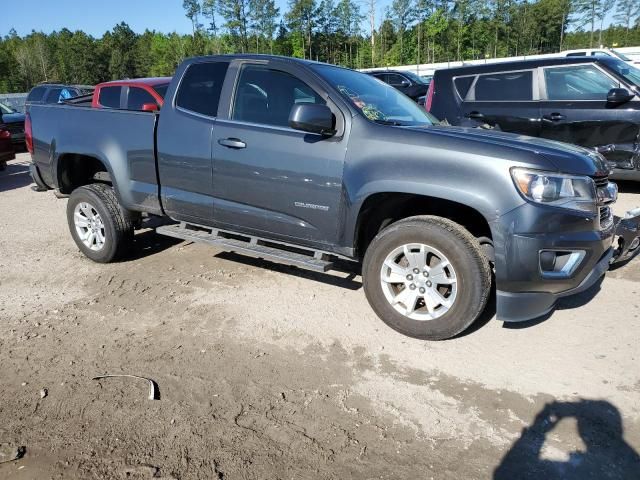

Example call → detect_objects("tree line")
0 0 639 93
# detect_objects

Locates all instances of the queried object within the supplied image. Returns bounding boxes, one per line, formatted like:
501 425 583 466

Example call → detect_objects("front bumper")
495 205 640 322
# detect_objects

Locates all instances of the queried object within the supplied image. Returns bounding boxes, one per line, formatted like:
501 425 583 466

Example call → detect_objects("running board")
156 223 334 272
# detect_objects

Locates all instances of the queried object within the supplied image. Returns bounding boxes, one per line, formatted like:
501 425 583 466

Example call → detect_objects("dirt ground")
1 152 639 479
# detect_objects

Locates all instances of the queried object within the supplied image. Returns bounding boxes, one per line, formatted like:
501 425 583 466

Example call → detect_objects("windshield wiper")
372 119 406 126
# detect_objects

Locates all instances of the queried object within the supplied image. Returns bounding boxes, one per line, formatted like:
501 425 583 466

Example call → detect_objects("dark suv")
428 57 640 180
25 83 94 112
367 70 430 101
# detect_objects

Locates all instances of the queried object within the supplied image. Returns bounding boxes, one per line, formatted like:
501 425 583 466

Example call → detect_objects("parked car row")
0 101 26 148
24 83 94 112
1 78 172 153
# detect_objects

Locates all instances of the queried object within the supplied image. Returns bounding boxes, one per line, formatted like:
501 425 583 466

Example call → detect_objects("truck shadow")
213 251 363 290
124 230 183 261
0 160 33 193
494 399 640 480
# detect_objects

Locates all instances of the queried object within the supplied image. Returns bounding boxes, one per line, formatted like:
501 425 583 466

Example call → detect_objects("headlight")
511 168 596 214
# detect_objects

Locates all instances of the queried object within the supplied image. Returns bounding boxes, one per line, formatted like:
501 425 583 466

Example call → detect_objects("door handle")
542 113 566 122
218 138 246 149
467 111 485 120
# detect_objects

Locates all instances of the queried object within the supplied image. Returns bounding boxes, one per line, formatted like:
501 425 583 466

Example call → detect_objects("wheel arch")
55 152 121 202
351 185 497 259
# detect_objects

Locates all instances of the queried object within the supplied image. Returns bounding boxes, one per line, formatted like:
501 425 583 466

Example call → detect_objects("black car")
25 83 94 112
0 101 26 147
428 57 640 180
367 70 430 101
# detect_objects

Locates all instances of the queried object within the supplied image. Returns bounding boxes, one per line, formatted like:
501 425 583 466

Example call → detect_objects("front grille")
593 175 609 189
592 174 614 229
599 206 613 229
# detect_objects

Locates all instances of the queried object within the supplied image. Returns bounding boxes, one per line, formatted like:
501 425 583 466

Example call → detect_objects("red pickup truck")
91 77 171 111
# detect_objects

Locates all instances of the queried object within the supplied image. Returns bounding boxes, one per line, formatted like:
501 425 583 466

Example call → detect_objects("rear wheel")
363 216 491 340
66 183 134 263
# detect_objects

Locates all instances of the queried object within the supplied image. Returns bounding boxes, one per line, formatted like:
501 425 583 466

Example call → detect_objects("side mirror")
289 104 335 136
141 102 159 112
606 88 634 105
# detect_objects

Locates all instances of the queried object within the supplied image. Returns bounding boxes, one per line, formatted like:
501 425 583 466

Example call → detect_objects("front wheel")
66 183 134 263
362 216 491 340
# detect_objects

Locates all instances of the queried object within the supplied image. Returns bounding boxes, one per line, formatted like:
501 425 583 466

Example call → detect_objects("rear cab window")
127 87 157 110
44 88 64 104
98 86 122 109
472 71 534 101
27 87 46 102
176 61 230 117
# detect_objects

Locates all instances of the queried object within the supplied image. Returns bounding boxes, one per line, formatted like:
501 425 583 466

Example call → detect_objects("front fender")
340 120 536 249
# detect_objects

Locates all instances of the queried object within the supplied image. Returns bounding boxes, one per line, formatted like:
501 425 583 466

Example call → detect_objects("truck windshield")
311 64 434 126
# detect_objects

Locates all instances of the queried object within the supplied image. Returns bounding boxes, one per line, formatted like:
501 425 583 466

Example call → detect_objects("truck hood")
409 124 610 177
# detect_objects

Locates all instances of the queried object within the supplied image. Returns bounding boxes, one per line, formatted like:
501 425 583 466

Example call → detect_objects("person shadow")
494 400 640 480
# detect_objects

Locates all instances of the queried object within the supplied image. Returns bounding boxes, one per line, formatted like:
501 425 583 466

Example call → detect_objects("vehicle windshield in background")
312 64 434 126
0 102 14 114
612 49 632 62
154 84 170 98
607 59 640 86
402 71 428 85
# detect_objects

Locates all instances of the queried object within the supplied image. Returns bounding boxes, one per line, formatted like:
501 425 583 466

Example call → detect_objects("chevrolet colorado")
26 55 640 340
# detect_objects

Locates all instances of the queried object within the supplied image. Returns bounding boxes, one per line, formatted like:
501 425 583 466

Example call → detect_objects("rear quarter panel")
29 104 161 214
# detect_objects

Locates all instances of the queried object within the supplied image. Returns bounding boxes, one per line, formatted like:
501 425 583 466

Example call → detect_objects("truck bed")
29 103 162 215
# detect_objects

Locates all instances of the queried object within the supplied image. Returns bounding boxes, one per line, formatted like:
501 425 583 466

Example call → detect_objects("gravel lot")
1 152 639 479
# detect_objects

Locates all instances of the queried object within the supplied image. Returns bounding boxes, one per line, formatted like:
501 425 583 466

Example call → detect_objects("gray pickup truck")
27 54 640 340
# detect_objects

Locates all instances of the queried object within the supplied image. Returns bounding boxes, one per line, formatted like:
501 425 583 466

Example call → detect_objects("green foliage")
0 0 639 93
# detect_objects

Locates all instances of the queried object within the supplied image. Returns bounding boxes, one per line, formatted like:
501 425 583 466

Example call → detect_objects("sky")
1 0 616 39
0 0 388 38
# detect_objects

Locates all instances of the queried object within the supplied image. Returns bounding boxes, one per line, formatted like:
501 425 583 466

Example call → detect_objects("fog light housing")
539 250 586 278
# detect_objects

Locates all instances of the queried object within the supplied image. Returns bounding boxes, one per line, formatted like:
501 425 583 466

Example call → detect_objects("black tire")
362 215 491 340
66 183 134 263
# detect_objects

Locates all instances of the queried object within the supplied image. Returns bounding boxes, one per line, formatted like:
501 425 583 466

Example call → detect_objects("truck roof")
182 53 325 67
98 77 172 87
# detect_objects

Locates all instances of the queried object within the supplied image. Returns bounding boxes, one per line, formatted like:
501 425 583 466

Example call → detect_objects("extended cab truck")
26 55 640 340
